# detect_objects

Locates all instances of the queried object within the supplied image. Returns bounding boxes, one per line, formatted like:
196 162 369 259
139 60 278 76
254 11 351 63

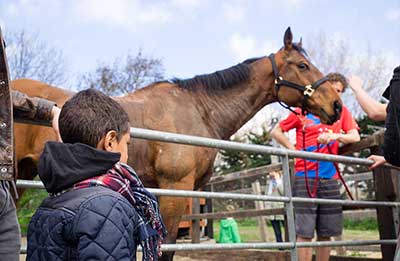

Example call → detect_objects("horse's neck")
195 63 276 139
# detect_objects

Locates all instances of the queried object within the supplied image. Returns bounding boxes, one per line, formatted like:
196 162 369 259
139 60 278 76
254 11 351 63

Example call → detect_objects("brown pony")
13 28 341 260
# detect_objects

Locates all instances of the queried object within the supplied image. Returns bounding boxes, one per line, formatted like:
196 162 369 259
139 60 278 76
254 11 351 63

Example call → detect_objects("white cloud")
227 33 278 61
222 2 246 24
73 0 172 29
385 9 400 22
227 33 257 61
5 0 62 17
170 0 202 12
279 0 305 9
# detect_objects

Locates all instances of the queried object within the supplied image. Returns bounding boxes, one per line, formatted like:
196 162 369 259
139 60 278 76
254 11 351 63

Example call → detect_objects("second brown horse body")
14 28 341 260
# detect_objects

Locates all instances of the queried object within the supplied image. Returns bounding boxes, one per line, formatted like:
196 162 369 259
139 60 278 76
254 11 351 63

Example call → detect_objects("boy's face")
114 132 131 164
99 131 131 163
331 81 344 96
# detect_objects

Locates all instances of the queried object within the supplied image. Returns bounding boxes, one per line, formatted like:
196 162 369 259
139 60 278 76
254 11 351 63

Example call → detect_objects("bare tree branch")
5 30 68 85
306 31 392 119
78 49 164 96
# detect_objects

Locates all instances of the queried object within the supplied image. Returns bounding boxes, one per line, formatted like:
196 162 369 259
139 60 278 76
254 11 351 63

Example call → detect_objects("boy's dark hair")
327 72 348 92
59 88 130 147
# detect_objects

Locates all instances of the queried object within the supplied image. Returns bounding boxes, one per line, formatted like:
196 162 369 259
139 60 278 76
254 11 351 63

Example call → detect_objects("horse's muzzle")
330 100 342 124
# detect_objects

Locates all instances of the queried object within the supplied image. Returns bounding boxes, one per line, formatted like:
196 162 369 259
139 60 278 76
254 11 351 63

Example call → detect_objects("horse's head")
271 27 342 124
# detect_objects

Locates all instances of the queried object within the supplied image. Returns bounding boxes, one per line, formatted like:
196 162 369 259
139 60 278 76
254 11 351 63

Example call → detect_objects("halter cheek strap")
268 54 330 115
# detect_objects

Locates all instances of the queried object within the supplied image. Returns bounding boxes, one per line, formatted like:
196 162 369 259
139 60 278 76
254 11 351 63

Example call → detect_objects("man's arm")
349 75 387 121
270 125 296 150
12 90 55 122
317 129 360 145
12 90 61 141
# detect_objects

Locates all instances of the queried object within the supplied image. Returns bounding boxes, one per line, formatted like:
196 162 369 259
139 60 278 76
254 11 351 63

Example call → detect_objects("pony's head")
271 27 342 124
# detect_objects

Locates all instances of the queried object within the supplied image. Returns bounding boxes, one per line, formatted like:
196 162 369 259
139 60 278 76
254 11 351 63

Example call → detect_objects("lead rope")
302 127 319 198
301 125 354 200
327 145 354 200
302 127 354 200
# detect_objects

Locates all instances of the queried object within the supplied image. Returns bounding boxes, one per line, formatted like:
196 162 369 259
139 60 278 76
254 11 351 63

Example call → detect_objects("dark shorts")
293 177 343 239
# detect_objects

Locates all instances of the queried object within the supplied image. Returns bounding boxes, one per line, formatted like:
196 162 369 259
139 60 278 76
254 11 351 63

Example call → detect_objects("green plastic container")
218 218 241 243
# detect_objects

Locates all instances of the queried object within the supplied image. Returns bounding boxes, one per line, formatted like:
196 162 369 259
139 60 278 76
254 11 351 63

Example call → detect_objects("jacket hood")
39 141 121 193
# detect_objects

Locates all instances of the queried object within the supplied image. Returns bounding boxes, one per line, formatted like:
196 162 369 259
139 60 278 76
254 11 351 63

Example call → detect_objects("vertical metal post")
281 153 298 261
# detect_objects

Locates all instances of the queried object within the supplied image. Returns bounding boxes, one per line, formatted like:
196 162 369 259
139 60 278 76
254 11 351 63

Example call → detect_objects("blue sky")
1 0 399 83
1 0 399 134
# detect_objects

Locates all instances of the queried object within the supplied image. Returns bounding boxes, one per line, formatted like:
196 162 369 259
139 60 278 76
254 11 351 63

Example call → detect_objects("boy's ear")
97 130 118 151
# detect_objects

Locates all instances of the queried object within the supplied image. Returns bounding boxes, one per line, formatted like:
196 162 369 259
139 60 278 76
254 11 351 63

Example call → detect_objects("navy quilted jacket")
27 142 141 260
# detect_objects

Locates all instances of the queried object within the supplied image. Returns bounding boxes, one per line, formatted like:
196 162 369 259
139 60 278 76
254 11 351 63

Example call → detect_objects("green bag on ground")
218 218 241 243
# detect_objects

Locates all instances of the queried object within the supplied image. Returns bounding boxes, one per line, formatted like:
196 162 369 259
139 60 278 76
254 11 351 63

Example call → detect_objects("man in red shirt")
271 73 360 261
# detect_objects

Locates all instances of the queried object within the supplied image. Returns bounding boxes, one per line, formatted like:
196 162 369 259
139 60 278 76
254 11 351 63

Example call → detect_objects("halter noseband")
268 54 329 115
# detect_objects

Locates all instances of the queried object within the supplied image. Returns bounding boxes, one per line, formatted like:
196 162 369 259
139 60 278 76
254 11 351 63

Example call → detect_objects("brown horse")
13 28 341 260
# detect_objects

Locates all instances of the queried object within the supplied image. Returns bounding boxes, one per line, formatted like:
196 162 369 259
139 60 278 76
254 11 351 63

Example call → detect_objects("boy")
27 89 166 260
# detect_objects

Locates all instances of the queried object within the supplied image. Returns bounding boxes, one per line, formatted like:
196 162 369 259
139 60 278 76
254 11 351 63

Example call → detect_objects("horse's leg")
15 157 38 204
157 174 195 261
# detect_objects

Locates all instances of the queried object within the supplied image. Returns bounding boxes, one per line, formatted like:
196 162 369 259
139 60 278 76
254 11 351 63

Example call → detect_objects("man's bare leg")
297 236 313 261
316 236 331 261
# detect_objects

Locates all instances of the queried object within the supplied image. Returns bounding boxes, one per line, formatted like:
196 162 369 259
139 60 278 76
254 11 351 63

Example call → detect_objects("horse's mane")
170 57 264 92
293 43 308 58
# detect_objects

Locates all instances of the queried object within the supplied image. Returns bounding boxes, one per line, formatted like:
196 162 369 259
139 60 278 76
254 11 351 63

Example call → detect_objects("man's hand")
317 132 339 144
367 155 386 169
348 75 364 92
51 106 62 142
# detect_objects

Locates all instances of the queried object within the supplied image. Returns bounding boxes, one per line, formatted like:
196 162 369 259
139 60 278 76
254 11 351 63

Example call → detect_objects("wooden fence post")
251 180 268 242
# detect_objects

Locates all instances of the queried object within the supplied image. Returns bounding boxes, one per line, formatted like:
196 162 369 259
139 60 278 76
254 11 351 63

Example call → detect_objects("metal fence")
18 127 400 261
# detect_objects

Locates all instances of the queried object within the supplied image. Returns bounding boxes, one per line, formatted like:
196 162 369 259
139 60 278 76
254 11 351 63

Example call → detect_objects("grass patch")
343 218 378 231
17 188 48 235
214 217 379 243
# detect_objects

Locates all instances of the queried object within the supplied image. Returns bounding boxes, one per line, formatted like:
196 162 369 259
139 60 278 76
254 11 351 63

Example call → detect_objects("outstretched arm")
270 125 296 150
348 75 387 121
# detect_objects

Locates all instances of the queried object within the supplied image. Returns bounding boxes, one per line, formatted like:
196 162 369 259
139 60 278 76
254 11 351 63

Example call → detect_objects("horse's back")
11 79 72 106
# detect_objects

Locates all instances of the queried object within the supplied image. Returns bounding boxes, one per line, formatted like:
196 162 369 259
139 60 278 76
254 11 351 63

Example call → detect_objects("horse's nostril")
332 101 342 122
334 101 342 114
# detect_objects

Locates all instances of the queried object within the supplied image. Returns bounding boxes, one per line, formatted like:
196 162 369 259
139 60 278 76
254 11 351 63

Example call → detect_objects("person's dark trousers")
0 181 21 261
271 219 284 242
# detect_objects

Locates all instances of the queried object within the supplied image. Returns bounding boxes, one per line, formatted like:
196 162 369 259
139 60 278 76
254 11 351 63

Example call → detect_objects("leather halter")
268 53 329 115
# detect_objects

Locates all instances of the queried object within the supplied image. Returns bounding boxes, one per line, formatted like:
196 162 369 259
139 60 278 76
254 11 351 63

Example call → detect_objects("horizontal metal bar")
130 127 374 166
20 239 396 254
17 180 400 207
11 123 382 167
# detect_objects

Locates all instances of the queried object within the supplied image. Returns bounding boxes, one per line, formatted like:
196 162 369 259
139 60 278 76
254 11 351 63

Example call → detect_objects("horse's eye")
297 63 308 70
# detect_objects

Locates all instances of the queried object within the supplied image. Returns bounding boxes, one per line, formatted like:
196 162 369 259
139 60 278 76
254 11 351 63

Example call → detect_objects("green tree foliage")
356 115 385 136
78 49 164 96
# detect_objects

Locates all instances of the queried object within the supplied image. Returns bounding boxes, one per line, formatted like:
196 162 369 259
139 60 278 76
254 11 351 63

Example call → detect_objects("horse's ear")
284 27 293 50
298 37 303 48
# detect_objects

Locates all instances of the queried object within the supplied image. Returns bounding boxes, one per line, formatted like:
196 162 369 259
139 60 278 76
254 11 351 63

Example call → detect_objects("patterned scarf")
74 162 167 261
